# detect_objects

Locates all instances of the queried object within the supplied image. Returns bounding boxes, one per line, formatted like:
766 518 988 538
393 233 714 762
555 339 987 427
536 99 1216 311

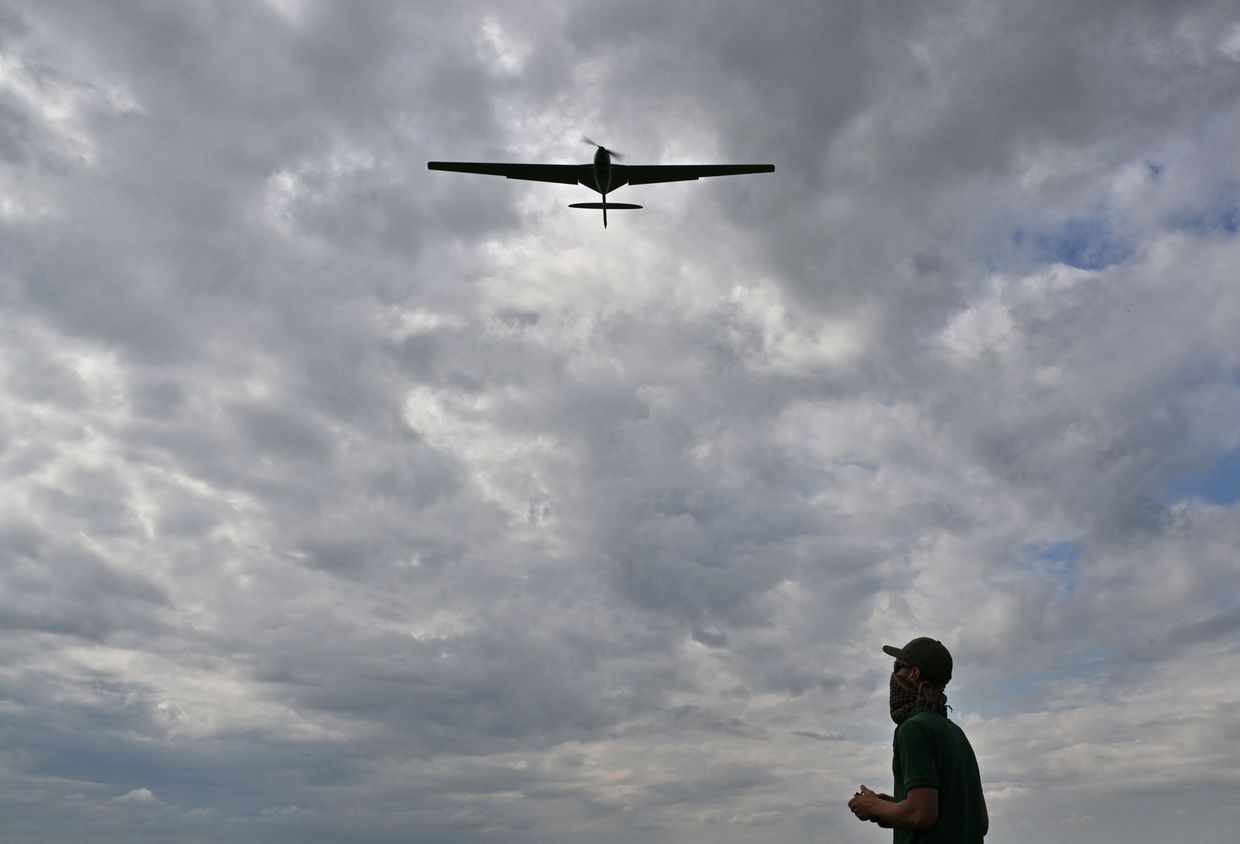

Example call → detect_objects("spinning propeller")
581 136 623 160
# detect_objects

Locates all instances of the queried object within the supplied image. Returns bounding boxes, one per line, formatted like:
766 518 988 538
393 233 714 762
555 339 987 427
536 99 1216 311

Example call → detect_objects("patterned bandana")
889 672 921 725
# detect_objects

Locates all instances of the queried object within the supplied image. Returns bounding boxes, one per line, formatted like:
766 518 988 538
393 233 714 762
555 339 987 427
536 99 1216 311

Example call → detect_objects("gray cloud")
2 2 1240 843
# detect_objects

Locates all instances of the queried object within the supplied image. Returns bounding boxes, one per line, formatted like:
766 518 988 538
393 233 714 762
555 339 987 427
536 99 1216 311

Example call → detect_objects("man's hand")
847 784 884 822
851 784 938 831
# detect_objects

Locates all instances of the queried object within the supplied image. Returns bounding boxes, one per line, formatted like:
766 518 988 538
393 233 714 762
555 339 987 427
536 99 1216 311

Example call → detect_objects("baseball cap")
882 637 953 686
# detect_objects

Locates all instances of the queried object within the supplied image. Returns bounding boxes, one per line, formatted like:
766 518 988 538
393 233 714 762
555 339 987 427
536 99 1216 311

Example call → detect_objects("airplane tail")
568 201 642 230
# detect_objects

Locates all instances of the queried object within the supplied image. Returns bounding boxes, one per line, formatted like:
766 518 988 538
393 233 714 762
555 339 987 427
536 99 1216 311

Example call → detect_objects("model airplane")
428 138 774 228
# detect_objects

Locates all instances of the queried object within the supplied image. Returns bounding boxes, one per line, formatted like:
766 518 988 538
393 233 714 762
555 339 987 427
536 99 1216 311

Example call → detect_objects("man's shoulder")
902 711 980 762
903 710 950 730
894 712 939 747
899 711 970 743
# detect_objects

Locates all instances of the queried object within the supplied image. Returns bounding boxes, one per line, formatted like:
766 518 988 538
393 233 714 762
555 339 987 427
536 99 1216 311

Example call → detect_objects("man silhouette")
847 637 988 842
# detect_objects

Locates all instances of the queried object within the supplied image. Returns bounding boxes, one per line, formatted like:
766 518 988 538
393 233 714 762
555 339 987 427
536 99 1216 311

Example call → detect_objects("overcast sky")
2 1 1239 842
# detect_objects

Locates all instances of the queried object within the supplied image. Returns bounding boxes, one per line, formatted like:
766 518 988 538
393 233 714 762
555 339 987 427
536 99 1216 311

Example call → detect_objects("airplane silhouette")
428 139 774 228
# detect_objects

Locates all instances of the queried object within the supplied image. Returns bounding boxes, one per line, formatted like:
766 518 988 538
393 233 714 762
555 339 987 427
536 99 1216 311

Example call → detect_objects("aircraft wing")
427 162 581 185
622 164 775 185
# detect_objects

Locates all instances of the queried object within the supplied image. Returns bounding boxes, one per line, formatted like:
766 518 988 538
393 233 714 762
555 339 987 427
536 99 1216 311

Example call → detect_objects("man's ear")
909 666 922 684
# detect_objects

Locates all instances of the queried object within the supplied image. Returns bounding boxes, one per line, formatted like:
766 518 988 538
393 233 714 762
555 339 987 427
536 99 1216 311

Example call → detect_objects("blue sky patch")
1170 201 1240 237
1169 179 1240 236
1161 448 1240 506
1018 540 1083 593
1013 217 1134 270
974 644 1116 716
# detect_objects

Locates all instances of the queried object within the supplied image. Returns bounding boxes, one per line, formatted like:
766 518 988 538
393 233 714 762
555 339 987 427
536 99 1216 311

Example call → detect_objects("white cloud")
113 788 157 805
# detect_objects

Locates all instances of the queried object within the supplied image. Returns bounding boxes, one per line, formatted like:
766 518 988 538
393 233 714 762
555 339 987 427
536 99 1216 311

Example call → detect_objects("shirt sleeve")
895 719 939 791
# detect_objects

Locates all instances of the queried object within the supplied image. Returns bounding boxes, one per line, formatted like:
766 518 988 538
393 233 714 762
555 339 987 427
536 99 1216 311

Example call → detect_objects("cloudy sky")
3 1 1240 842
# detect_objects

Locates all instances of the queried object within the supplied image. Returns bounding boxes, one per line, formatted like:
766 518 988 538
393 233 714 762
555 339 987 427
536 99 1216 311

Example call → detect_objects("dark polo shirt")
892 709 986 844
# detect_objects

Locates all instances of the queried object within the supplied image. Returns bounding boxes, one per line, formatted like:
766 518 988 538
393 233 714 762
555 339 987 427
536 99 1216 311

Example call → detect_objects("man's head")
882 637 953 688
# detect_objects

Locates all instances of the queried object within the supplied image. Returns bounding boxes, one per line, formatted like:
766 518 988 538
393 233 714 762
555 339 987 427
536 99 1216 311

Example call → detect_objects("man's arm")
851 785 938 830
980 790 989 836
871 792 895 828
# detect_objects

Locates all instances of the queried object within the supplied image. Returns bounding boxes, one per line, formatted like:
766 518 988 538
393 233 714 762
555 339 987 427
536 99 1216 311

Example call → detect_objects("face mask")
889 672 921 725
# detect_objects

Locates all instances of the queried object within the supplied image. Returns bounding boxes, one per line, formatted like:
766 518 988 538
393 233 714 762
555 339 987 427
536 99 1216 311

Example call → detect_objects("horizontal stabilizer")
568 202 642 210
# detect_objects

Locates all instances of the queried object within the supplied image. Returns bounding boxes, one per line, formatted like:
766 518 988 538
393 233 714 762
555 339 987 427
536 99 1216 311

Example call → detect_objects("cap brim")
881 645 904 658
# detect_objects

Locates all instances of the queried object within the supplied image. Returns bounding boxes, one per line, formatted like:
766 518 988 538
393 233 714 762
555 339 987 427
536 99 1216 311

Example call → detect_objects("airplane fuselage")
587 146 623 227
580 145 629 195
593 146 613 194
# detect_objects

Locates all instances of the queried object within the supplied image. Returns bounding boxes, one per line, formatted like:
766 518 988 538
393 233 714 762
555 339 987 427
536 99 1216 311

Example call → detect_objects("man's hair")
916 680 949 712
